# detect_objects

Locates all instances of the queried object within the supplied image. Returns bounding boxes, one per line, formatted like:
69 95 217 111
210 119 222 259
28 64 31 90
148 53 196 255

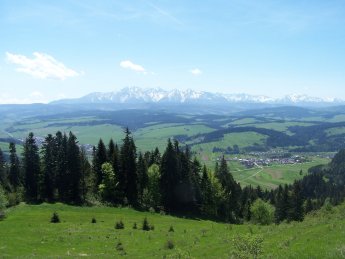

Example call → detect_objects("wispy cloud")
120 60 147 74
190 68 202 76
6 52 80 80
145 1 183 26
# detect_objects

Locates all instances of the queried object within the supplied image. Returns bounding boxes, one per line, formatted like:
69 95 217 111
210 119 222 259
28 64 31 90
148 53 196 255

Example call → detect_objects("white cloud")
190 68 202 76
120 60 147 74
6 52 80 80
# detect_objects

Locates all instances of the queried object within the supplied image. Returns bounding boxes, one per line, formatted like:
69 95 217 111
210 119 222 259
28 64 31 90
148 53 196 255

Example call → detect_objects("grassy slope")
0 203 344 258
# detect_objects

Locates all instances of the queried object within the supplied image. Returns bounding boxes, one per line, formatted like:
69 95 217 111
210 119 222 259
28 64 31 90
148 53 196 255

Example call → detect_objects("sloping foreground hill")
0 203 344 258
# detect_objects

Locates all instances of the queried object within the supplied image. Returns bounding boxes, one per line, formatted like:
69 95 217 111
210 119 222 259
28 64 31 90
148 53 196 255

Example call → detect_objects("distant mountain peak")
52 87 344 106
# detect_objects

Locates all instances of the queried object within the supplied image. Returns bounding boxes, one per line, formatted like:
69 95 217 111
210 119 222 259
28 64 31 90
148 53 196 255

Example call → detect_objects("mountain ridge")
51 86 344 106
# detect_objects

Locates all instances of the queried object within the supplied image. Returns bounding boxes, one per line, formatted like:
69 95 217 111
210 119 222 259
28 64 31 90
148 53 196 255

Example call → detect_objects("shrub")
168 225 174 232
165 240 175 250
116 241 124 251
133 222 137 229
142 217 152 231
116 241 126 255
115 220 124 229
50 212 60 223
250 199 275 225
91 217 97 223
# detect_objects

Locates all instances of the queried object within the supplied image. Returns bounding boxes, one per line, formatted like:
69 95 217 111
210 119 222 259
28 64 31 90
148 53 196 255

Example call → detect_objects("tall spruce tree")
160 139 178 211
94 139 108 187
66 132 82 204
41 134 56 201
215 156 240 222
108 140 120 179
80 147 92 203
9 142 21 190
55 132 68 201
200 165 213 216
119 128 138 205
288 181 304 221
23 133 41 202
137 152 148 203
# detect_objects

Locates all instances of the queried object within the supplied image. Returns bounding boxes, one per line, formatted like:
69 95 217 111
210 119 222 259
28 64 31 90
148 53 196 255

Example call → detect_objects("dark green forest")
0 129 344 224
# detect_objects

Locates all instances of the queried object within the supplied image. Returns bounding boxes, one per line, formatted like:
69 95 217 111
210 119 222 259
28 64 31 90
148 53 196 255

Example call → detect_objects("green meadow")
0 202 344 258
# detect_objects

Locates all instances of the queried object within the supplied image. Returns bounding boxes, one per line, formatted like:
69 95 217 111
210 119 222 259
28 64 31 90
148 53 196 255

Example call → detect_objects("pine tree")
216 156 240 222
289 181 304 221
80 147 92 203
275 184 290 223
66 132 82 204
107 139 120 176
149 147 161 166
55 132 68 201
119 128 138 206
23 133 41 202
137 152 148 204
177 145 195 209
9 142 21 190
94 139 108 187
200 165 213 216
41 134 56 201
160 139 178 211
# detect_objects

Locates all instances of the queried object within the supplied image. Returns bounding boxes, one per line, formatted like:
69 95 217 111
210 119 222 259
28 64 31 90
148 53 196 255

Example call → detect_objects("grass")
0 202 344 258
325 127 345 137
192 132 268 154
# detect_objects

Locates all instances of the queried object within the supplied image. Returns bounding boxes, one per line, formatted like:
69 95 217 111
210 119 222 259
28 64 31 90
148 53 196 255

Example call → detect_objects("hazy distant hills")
51 86 344 107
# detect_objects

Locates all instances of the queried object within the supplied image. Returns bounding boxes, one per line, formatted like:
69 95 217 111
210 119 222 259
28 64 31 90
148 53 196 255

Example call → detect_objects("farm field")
0 203 344 258
232 157 330 189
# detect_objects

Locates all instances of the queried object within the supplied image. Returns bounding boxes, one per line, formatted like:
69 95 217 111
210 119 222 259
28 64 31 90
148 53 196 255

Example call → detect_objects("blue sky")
0 0 345 103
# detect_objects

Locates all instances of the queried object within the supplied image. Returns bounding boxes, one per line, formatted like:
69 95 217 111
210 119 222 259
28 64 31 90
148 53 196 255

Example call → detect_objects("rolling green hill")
0 202 344 258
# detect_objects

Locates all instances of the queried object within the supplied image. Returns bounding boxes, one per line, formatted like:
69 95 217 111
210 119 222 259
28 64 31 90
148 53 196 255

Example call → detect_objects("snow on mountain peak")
55 87 344 106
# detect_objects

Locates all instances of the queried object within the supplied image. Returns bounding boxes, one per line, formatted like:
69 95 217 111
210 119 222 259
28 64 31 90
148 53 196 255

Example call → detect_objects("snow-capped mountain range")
52 87 344 106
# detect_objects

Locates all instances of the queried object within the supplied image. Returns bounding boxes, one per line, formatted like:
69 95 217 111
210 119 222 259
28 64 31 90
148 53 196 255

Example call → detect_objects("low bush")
50 212 60 223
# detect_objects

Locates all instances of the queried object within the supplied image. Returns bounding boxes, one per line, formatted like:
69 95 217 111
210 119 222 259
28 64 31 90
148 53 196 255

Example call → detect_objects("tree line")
0 129 344 224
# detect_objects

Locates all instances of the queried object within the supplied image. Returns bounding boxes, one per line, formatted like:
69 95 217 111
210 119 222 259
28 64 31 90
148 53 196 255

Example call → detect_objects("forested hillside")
1 129 344 224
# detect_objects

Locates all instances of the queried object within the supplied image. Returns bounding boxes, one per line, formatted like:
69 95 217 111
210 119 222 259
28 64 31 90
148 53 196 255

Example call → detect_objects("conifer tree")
9 142 21 190
289 181 304 221
119 128 138 205
137 152 148 203
200 165 213 216
216 156 240 222
23 133 41 202
80 147 92 203
160 139 178 211
41 134 56 201
55 132 68 201
66 132 82 204
94 139 108 187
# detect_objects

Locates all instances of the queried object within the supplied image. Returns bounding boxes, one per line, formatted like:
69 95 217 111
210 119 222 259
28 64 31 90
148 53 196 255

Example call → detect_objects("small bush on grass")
50 212 60 223
91 217 97 223
165 240 175 250
115 220 124 229
142 217 154 231
116 241 126 255
133 222 137 229
168 225 174 232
